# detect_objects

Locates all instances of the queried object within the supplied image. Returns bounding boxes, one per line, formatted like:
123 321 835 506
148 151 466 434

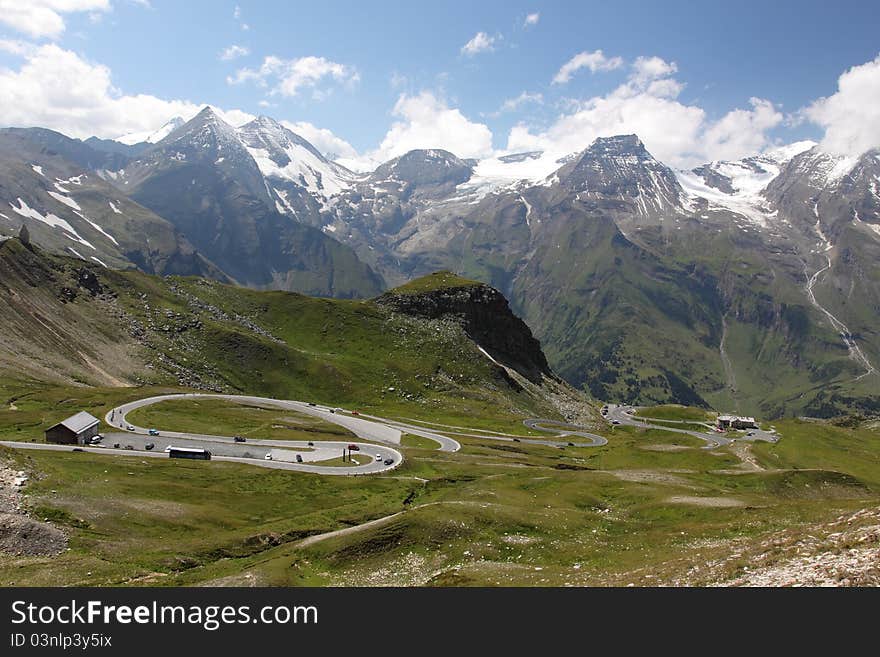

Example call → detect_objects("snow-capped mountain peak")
116 117 185 146
236 116 355 201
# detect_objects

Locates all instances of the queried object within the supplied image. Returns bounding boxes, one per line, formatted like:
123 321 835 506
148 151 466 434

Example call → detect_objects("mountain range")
1 107 878 418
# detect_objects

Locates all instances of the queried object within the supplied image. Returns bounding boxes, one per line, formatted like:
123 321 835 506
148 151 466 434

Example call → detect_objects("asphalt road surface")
0 439 397 475
603 404 779 448
102 393 421 475
521 419 608 447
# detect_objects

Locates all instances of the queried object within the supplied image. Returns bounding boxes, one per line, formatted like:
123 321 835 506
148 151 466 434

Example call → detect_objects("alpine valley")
2 107 878 419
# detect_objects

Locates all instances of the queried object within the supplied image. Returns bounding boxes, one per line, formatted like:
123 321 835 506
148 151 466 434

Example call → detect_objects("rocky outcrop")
377 279 554 383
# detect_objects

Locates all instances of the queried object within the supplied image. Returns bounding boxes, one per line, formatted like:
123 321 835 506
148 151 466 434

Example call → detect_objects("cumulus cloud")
227 55 359 98
702 98 783 162
461 32 496 56
0 39 35 56
0 0 110 38
630 55 677 84
552 49 623 84
487 91 543 118
369 91 494 163
281 120 359 160
509 57 782 167
0 44 253 139
219 44 249 61
803 53 880 156
524 12 540 27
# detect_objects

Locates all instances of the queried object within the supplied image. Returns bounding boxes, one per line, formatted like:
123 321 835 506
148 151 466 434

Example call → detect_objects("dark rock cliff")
377 281 554 384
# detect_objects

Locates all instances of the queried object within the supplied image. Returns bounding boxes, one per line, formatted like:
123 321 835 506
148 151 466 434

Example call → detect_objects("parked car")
612 420 621 425
513 438 521 442
347 444 360 451
148 429 160 436
145 443 155 450
72 447 83 452
351 411 360 416
264 454 273 461
126 425 135 431
296 454 303 463
375 454 383 461
124 445 134 450
233 436 246 443
113 443 120 449
89 436 102 444
568 441 575 447
308 402 317 407
307 441 314 447
383 458 394 466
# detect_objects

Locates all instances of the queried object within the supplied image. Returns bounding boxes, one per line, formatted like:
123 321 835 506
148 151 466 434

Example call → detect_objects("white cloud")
0 0 110 38
487 91 543 118
803 53 880 157
552 49 623 84
390 71 408 89
524 12 540 27
232 5 248 30
630 55 677 84
461 32 496 56
219 44 249 61
370 91 494 164
228 55 359 98
0 39 35 56
702 98 783 162
509 57 782 167
0 44 253 139
281 120 358 160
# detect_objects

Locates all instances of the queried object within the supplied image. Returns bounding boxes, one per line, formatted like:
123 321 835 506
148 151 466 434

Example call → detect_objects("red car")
347 444 360 451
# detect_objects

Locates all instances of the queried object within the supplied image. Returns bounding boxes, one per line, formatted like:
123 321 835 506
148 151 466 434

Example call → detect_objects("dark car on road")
347 444 360 451
145 443 155 450
233 436 246 443
296 454 303 463
384 458 394 466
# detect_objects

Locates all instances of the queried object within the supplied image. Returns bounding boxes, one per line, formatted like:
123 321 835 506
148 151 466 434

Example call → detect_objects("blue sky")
1 0 879 168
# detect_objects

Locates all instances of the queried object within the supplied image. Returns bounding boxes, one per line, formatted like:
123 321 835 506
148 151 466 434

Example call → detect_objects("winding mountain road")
604 404 778 449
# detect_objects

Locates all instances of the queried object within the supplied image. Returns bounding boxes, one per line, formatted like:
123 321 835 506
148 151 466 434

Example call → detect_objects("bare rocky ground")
677 506 880 587
0 454 67 557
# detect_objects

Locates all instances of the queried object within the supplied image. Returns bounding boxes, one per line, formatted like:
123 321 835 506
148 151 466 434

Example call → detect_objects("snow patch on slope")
47 190 81 211
73 210 118 245
675 168 773 227
9 198 94 249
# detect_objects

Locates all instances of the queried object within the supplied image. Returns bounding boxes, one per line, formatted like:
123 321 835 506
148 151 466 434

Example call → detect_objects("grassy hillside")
0 238 587 437
3 414 878 586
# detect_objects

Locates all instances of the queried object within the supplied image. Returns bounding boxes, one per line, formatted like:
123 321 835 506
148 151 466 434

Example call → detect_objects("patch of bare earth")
640 444 690 452
610 470 698 487
707 506 880 586
666 496 744 508
0 456 67 556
